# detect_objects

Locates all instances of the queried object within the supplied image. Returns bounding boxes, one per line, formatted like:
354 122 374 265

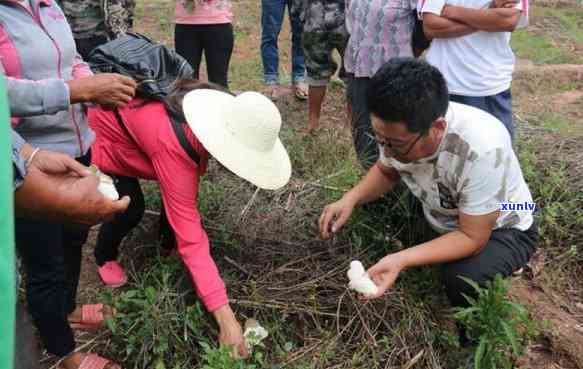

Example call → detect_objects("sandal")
58 353 122 369
293 82 308 101
69 304 113 331
264 84 282 101
97 261 127 288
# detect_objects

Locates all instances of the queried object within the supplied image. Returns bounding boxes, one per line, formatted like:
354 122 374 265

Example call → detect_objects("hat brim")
183 89 292 190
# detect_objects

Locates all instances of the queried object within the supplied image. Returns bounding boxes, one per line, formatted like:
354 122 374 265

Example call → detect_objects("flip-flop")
293 82 308 101
57 353 122 369
264 84 281 101
69 304 113 331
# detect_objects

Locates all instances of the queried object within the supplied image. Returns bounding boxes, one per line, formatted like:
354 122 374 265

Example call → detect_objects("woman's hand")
67 73 137 108
365 253 408 299
22 146 91 177
213 305 249 358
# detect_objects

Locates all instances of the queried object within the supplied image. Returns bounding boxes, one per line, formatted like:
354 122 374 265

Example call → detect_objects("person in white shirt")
419 0 528 139
318 58 537 321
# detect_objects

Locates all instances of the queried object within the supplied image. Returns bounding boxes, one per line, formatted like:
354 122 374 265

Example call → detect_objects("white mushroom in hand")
244 319 268 350
347 260 378 296
89 165 119 201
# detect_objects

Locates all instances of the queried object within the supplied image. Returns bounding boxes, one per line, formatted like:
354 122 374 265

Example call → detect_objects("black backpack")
88 33 193 100
88 32 201 164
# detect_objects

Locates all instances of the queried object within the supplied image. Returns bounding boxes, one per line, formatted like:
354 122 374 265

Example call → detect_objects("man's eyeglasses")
367 132 423 157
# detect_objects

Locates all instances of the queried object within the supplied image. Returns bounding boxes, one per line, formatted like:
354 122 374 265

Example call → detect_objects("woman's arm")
1 63 70 117
151 144 247 357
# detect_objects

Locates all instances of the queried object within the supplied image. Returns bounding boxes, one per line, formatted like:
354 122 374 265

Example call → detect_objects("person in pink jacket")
174 0 234 88
89 80 292 358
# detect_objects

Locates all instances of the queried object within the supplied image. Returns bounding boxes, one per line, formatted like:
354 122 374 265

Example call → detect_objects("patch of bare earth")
513 63 583 123
527 4 583 60
512 279 583 369
535 0 583 10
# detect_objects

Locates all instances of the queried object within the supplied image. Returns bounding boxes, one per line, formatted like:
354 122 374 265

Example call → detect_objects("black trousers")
346 75 379 170
94 176 145 266
174 23 234 88
14 303 40 369
94 176 175 265
75 35 109 60
439 223 538 307
15 152 91 357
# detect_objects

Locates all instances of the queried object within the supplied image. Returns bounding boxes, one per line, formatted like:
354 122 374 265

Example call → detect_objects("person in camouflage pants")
298 0 348 133
58 0 136 60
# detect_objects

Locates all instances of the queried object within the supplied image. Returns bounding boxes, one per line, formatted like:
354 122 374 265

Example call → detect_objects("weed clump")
453 275 536 369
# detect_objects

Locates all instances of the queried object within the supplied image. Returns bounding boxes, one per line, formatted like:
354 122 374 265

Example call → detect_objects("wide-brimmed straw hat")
182 89 292 190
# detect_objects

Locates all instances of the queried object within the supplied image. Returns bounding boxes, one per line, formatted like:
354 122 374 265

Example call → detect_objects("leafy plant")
452 275 535 369
200 342 265 369
102 257 213 369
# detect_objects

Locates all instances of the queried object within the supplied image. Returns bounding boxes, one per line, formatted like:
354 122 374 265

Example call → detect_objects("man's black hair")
366 58 449 134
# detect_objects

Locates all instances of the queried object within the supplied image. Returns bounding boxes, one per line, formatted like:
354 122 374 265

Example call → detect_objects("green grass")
537 112 571 132
544 7 583 44
517 136 583 268
511 30 581 64
523 112 583 136
511 5 583 64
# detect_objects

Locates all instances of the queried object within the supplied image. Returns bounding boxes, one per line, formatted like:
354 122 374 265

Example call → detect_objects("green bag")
0 75 16 369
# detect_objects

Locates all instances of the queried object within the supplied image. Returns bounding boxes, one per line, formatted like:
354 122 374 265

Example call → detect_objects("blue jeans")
449 89 514 140
261 0 305 84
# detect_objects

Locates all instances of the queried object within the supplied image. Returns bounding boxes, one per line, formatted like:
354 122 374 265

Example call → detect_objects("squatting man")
319 59 538 333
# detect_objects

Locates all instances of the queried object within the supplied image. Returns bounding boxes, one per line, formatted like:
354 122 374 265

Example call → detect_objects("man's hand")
56 174 131 225
67 73 137 108
491 0 519 8
15 167 130 225
213 305 249 359
318 195 358 239
15 145 130 225
365 253 408 299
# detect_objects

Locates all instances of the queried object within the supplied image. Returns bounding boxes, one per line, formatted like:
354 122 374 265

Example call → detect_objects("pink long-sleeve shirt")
175 0 233 25
88 99 228 312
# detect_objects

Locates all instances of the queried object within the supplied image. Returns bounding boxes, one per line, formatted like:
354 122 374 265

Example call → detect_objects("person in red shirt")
89 80 292 358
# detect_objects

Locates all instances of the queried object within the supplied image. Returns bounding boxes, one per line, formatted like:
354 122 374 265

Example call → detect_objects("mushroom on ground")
244 319 269 350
